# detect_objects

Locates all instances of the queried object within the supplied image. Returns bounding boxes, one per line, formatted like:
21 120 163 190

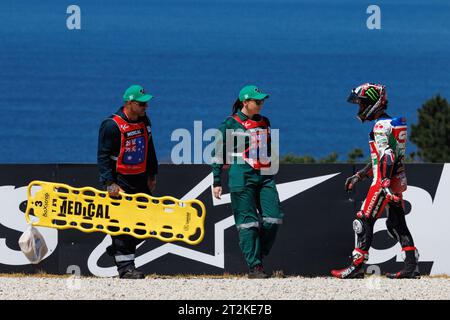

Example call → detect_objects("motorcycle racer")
331 83 420 279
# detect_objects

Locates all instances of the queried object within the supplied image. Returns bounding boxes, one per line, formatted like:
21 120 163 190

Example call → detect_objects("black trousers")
107 183 151 275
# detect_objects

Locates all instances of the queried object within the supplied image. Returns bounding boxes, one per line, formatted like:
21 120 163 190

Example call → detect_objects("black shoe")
248 265 270 279
119 268 145 279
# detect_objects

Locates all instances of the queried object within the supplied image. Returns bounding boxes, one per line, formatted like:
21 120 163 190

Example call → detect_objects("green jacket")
211 109 274 191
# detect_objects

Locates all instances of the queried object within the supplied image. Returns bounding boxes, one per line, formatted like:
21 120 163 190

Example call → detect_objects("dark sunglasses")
248 99 264 105
133 101 148 107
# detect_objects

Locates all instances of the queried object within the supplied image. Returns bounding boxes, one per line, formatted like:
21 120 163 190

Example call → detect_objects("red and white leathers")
332 116 419 279
359 116 408 221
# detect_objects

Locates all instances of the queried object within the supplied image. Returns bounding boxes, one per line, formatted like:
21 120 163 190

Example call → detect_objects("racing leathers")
332 116 419 279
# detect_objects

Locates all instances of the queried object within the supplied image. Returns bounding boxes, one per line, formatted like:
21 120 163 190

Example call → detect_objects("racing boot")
331 248 368 279
248 264 270 279
386 247 420 279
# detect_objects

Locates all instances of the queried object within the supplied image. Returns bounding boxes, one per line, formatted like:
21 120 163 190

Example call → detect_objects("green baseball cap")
123 85 153 102
238 85 270 102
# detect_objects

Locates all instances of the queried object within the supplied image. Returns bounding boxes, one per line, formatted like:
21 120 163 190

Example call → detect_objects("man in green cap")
97 84 158 279
212 85 283 279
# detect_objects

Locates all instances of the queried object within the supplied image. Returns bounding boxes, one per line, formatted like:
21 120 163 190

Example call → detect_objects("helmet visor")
347 90 362 104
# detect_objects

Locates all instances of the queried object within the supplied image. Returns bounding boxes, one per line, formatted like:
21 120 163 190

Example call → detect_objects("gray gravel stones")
0 276 449 300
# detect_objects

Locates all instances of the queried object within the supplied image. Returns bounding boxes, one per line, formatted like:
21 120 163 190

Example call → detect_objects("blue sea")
0 0 449 163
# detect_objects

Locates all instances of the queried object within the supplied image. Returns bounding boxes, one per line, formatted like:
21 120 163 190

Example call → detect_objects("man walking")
97 84 158 279
331 83 419 279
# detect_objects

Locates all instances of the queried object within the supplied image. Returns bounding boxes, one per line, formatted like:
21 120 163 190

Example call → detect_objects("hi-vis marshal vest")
111 114 149 175
232 114 271 170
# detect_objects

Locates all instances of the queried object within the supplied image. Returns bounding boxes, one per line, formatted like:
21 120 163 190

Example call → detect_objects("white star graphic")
87 172 340 277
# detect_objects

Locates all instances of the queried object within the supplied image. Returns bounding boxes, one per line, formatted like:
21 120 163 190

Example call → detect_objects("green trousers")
230 178 283 269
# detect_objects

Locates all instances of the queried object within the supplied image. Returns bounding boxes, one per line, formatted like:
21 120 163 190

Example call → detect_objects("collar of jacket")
237 109 249 121
237 109 263 122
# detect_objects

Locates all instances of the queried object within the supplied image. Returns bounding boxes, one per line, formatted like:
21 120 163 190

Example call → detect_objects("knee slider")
352 219 365 235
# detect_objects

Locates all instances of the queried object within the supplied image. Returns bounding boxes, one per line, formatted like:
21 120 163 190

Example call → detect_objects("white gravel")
1 276 450 300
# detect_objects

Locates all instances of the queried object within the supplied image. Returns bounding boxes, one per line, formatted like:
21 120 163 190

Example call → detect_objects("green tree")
347 148 364 164
319 152 339 163
280 153 316 164
280 152 340 164
410 95 450 162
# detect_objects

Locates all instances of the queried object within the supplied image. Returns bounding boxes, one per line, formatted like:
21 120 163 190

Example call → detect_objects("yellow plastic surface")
25 181 206 245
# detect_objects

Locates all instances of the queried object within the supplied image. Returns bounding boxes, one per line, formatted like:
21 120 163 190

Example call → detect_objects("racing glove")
345 172 363 192
381 178 400 202
345 162 372 192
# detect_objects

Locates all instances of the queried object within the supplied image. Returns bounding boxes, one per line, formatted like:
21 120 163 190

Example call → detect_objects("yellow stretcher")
25 181 206 245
